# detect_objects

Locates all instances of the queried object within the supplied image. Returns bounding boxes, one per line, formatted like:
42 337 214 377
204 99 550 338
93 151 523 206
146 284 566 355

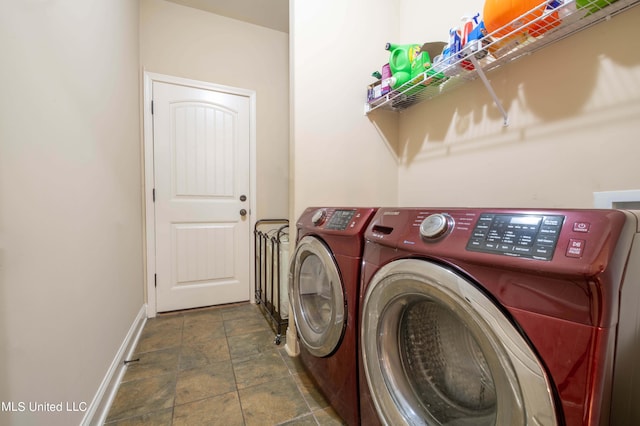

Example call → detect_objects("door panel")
173 103 235 197
174 223 234 283
290 236 345 357
154 81 250 312
361 259 557 425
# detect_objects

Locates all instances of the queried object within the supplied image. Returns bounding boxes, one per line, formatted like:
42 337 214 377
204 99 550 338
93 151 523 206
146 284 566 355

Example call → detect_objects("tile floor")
105 302 346 425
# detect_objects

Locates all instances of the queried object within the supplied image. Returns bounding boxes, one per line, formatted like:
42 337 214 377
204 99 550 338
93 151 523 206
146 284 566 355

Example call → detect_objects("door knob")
240 209 247 217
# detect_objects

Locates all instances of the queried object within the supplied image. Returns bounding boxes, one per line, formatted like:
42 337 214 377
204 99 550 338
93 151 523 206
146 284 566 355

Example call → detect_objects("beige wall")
393 2 640 208
140 0 290 219
0 1 143 425
292 1 639 213
290 0 400 225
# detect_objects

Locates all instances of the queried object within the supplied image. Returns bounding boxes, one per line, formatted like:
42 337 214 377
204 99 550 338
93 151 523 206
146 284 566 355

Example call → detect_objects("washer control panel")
466 213 565 260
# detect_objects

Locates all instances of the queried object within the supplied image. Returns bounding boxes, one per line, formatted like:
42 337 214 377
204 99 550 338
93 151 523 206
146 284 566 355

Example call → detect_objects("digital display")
326 210 356 230
510 216 541 226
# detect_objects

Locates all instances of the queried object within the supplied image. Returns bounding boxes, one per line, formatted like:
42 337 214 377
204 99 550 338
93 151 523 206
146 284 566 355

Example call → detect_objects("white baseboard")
284 303 299 357
81 304 147 426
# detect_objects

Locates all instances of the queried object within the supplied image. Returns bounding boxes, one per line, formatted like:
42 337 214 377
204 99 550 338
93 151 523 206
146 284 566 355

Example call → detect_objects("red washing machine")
359 208 640 426
289 207 377 426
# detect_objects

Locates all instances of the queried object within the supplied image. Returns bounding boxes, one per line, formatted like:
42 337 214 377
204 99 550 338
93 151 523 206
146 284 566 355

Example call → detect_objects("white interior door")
153 81 251 312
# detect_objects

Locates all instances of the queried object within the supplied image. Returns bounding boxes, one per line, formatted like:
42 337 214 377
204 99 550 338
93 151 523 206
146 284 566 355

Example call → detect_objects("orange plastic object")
484 0 561 38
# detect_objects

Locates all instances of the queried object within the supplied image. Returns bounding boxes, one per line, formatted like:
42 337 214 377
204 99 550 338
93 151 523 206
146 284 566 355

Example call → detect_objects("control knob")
312 209 327 226
420 213 453 240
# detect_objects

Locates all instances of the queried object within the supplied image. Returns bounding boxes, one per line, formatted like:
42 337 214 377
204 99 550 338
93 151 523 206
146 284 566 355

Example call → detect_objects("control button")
573 222 590 233
468 238 483 248
497 244 513 252
533 245 554 258
477 215 494 224
566 239 586 258
420 213 453 239
484 242 500 250
311 209 327 226
535 236 557 245
539 226 560 236
513 246 533 255
543 216 563 227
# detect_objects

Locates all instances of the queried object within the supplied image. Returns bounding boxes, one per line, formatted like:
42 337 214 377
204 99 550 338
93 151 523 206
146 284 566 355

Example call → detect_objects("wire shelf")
365 0 640 120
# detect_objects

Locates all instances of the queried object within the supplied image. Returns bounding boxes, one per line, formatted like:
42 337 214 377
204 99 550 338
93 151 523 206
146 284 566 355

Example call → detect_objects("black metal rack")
254 219 289 344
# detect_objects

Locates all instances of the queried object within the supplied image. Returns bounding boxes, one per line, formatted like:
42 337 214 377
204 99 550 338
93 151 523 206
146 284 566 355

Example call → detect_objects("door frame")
143 71 257 318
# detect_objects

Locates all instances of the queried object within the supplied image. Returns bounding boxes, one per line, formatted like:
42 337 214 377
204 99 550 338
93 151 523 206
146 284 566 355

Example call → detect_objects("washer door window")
290 236 345 357
361 259 558 426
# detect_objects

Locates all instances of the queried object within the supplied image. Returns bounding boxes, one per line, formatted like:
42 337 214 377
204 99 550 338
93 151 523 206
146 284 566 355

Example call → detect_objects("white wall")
394 1 640 208
290 0 400 224
140 0 290 219
0 1 143 425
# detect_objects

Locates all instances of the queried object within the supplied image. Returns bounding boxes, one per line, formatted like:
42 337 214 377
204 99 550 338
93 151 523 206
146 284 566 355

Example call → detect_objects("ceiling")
165 0 289 33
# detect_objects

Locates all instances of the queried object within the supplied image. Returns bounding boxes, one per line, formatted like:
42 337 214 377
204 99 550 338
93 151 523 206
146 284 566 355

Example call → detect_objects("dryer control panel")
326 210 357 230
466 213 565 261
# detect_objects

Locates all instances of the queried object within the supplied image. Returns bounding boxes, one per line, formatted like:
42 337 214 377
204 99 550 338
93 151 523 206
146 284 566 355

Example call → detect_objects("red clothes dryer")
359 208 640 426
289 207 377 426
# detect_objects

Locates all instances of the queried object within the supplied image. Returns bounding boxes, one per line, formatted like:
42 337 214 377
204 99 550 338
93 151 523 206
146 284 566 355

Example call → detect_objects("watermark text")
1 401 87 413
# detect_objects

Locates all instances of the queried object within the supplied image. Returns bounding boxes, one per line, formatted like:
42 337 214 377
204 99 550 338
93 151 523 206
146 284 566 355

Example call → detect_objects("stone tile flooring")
104 302 345 425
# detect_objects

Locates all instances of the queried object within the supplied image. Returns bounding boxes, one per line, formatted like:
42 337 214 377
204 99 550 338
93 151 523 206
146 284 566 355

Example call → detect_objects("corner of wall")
81 305 147 426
